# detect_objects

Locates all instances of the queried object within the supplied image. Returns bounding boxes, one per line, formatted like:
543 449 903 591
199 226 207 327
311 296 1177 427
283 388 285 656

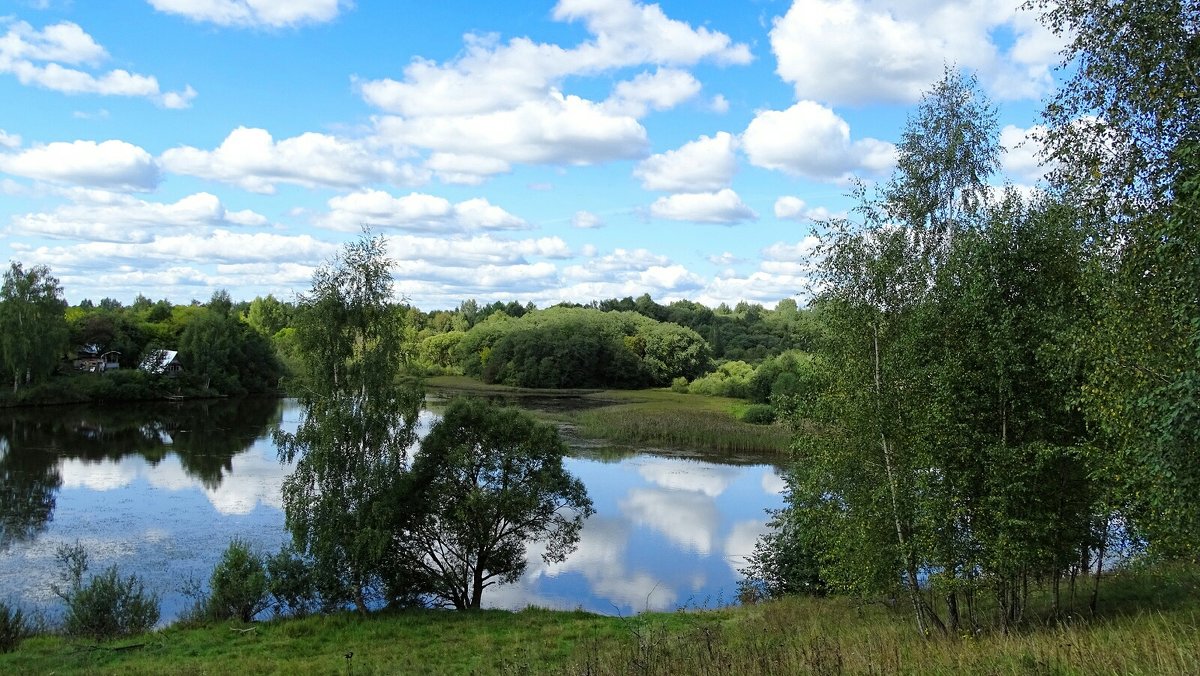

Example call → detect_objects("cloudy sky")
0 0 1062 309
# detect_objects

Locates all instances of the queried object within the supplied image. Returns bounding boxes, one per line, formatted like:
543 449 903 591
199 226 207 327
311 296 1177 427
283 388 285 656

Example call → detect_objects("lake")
0 397 786 622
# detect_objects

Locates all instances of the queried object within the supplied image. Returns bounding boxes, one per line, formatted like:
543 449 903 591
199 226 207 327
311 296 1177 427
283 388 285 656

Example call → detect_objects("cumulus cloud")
386 233 571 267
321 189 527 233
372 91 648 174
649 188 756 224
769 0 1061 106
161 127 428 193
603 68 701 117
1000 123 1050 184
742 101 894 181
0 20 195 107
147 0 346 28
572 210 603 229
0 139 160 191
773 196 841 222
635 131 737 192
357 1 749 181
0 130 20 149
9 191 269 242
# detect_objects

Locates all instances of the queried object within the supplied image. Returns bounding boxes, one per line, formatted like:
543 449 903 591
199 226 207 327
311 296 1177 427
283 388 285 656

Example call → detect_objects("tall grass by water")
2 564 1197 674
569 389 791 454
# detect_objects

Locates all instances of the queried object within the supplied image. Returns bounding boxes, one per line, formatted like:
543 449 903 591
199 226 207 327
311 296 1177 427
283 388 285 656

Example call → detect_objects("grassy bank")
426 376 791 455
3 564 1197 674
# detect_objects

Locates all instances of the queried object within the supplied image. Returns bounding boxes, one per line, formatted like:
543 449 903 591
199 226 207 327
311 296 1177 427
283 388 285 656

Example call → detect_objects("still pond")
0 397 785 622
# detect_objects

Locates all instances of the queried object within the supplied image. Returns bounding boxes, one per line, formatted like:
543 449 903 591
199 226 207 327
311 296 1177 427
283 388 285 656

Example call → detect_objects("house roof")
140 349 180 373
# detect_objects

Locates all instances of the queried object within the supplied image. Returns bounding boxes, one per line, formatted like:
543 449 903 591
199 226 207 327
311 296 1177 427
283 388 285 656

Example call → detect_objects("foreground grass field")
4 564 1197 674
426 376 791 454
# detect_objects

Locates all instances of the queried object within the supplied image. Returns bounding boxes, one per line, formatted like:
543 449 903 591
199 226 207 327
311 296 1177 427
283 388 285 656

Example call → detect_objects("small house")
140 349 183 375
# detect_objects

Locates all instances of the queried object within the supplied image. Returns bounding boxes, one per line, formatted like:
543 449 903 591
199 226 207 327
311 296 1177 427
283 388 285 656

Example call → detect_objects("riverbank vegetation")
1 562 1196 674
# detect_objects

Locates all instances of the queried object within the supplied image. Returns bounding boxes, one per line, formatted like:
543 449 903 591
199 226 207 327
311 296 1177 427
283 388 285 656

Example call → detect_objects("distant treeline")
0 269 817 403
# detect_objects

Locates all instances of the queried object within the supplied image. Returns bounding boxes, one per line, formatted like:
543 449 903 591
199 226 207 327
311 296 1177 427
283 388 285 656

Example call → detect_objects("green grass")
3 565 1197 674
567 389 792 454
427 376 791 455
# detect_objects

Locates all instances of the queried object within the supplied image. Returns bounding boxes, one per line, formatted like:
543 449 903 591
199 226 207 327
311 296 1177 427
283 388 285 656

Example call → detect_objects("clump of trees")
454 307 710 389
747 0 1200 635
277 233 591 613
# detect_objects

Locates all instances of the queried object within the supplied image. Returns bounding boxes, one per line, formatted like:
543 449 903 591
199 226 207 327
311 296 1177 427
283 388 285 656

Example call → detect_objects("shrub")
53 542 160 640
738 404 776 425
208 538 269 622
266 547 318 618
670 376 689 393
0 601 27 653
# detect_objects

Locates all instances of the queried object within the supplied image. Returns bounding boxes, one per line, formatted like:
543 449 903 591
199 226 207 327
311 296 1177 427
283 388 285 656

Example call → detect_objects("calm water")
0 398 785 622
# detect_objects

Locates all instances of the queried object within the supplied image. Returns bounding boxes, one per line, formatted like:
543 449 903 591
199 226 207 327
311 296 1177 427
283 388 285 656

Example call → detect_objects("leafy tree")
0 262 69 392
206 538 269 622
275 232 422 613
394 398 593 609
1030 0 1200 557
244 294 292 338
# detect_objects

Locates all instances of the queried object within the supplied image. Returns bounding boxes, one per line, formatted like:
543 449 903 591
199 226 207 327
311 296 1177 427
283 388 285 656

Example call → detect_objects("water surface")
0 398 785 621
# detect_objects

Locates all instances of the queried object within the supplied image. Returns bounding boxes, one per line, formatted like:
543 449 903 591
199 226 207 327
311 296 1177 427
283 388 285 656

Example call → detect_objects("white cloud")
0 130 22 149
769 0 1060 106
649 188 756 224
373 91 648 171
147 0 346 28
386 233 571 266
710 94 730 114
22 230 336 269
742 101 894 181
356 1 749 180
572 210 603 229
635 131 737 192
1000 123 1050 184
321 189 527 233
762 237 821 262
552 0 752 67
0 20 195 106
425 153 511 185
161 127 427 193
0 139 159 190
604 68 701 117
773 196 840 222
9 191 269 242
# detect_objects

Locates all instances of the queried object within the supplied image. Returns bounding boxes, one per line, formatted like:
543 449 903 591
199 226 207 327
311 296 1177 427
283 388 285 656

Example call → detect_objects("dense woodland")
0 0 1195 647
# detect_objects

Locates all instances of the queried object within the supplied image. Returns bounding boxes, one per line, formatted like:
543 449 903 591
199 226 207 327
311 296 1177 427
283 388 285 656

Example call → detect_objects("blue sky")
0 0 1062 309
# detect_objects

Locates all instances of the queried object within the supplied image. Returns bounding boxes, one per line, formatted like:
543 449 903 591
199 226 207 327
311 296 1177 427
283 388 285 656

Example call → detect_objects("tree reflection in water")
0 398 281 549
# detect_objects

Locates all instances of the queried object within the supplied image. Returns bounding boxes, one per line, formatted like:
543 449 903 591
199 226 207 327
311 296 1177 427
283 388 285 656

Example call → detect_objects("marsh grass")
2 566 1197 674
568 389 792 454
427 376 792 455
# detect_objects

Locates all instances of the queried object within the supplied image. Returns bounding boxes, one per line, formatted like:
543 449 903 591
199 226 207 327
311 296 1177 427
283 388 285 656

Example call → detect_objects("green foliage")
455 307 709 389
275 232 423 613
207 539 269 623
393 398 593 609
0 602 27 653
0 262 68 393
265 547 318 618
688 360 754 398
52 542 159 640
669 376 689 393
736 404 775 425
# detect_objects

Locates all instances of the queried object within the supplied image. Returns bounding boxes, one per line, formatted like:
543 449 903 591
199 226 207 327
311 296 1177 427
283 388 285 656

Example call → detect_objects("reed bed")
569 390 791 454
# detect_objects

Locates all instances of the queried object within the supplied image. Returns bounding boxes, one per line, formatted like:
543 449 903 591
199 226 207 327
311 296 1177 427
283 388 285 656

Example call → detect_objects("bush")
670 376 689 393
53 543 160 640
0 601 27 653
208 538 269 622
266 547 318 618
738 404 776 425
